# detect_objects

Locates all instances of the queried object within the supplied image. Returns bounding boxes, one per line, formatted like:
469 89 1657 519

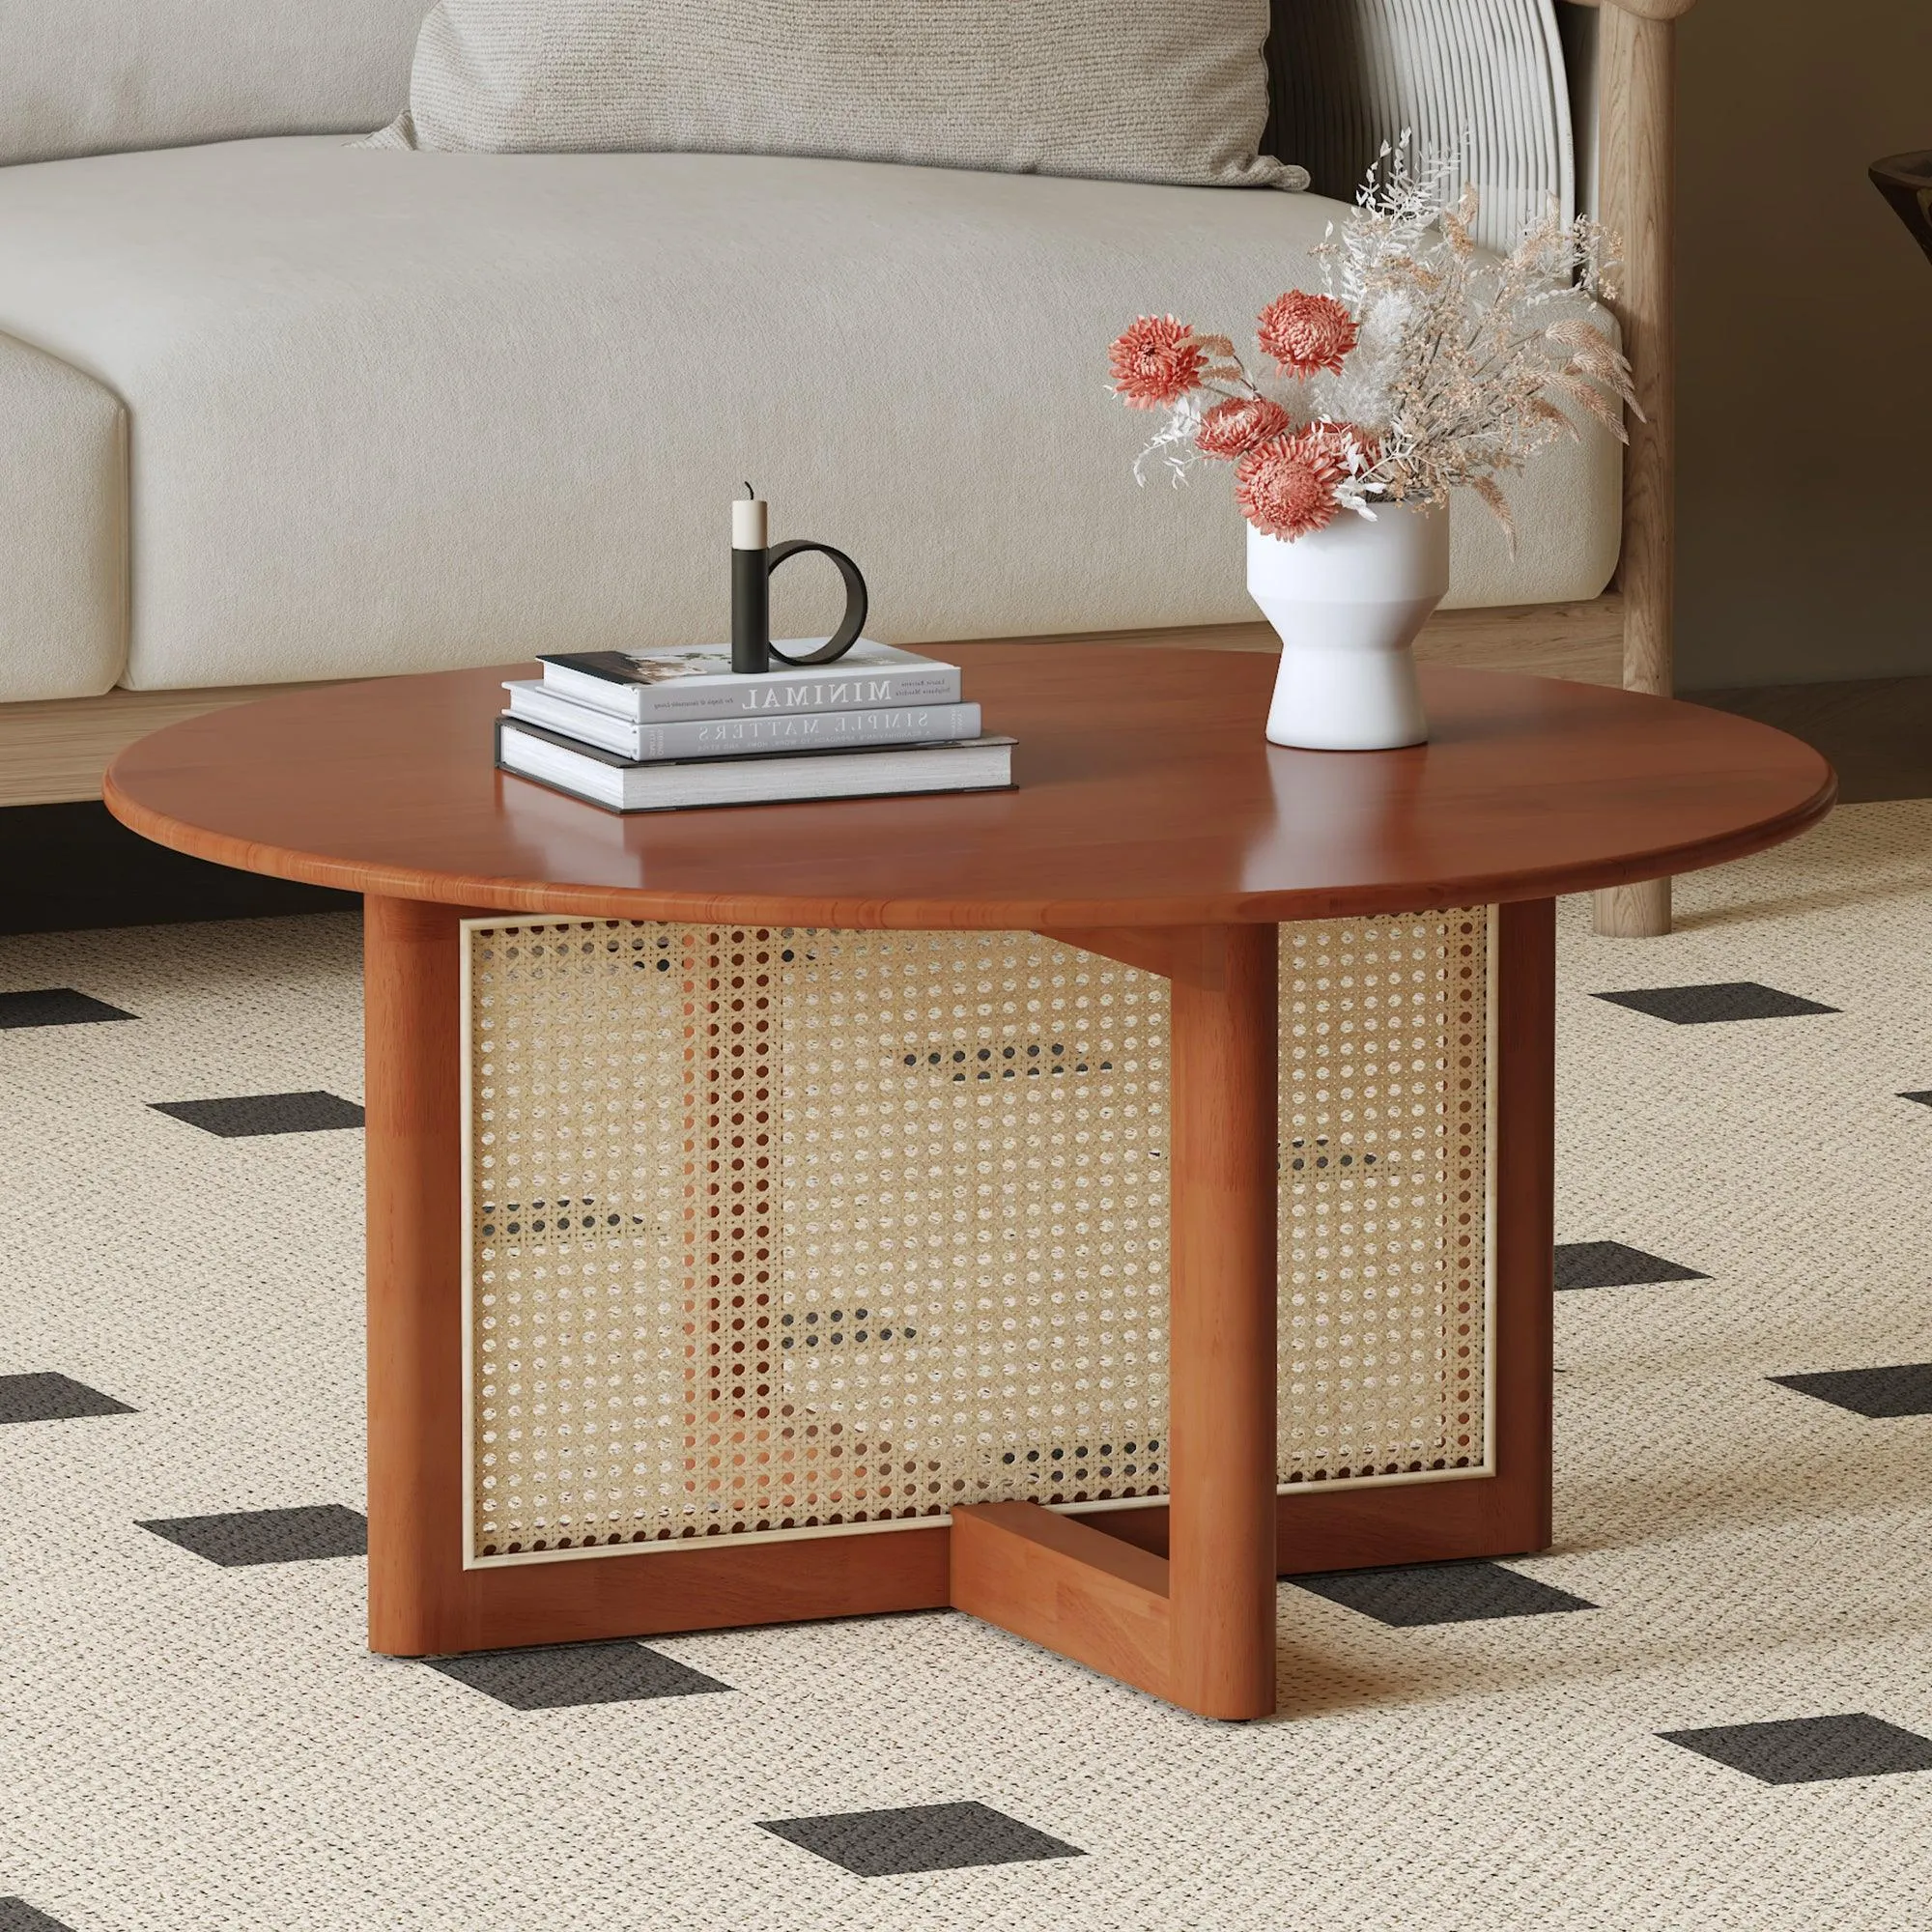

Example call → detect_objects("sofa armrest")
0 331 127 701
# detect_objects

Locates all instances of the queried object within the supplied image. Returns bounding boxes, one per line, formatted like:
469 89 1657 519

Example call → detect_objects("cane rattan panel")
463 923 1170 1561
1277 910 1492 1486
461 913 1492 1565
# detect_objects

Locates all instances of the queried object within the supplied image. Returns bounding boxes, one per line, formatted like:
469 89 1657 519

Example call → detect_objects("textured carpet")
3 803 1931 1929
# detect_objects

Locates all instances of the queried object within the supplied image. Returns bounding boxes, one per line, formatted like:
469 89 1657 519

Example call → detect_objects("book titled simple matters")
504 680 980 764
538 639 959 723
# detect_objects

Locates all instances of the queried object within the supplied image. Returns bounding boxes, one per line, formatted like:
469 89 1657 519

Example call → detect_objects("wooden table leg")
365 893 469 1657
952 923 1280 1719
1166 923 1279 1718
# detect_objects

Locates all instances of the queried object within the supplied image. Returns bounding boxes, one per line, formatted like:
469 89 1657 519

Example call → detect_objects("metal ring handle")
763 541 869 666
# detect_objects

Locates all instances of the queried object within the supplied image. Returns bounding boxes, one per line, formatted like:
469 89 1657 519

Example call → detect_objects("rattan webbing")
464 914 1490 1562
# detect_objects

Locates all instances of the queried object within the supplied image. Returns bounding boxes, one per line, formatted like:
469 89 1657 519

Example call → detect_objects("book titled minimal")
538 639 960 723
497 719 1015 812
503 679 982 762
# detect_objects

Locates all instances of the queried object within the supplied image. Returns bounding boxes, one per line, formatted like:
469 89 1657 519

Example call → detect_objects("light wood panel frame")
0 680 350 810
1577 0 1697 933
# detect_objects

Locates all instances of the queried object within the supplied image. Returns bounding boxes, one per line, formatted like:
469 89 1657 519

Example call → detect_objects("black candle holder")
731 537 869 674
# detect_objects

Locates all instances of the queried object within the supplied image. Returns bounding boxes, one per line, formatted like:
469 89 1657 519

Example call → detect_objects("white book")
503 679 982 763
497 718 1015 813
537 639 960 723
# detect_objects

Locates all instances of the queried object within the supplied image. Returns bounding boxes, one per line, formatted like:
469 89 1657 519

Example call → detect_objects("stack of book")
496 640 1015 812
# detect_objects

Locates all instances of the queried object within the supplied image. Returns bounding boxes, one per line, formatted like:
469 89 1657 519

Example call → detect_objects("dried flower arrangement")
1108 144 1640 543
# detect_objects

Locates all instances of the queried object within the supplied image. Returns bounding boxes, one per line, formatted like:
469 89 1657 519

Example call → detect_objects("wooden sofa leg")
1592 0 1687 941
1592 877 1670 937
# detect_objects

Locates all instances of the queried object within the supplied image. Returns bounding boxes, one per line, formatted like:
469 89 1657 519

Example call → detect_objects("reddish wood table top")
104 646 1834 927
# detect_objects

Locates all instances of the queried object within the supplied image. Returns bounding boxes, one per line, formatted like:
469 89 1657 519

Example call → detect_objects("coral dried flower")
1194 394 1293 462
1256 291 1358 380
1108 314 1208 410
1234 428 1351 541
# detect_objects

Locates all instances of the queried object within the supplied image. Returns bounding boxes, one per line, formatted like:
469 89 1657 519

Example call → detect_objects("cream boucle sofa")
0 0 1692 914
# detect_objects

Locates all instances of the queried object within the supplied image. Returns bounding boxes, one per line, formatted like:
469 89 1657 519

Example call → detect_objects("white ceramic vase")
1248 502 1449 751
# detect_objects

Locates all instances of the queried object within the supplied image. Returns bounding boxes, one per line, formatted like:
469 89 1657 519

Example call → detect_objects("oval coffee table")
106 645 1833 1719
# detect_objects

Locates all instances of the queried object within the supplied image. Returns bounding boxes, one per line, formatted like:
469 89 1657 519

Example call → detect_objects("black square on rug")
756 1802 1084 1878
0 988 134 1029
1591 982 1839 1024
425 1641 729 1709
1661 1714 1932 1784
149 1092 365 1137
1769 1363 1932 1417
0 1372 134 1424
139 1504 368 1565
1899 1091 1932 1108
0 1899 75 1931
1291 1560 1596 1627
1554 1241 1709 1291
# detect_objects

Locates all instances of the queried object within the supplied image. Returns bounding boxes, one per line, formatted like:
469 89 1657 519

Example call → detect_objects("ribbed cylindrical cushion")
1266 0 1574 253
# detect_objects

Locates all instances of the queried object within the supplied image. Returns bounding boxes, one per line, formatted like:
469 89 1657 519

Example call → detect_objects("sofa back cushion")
1 0 424 167
372 0 1306 192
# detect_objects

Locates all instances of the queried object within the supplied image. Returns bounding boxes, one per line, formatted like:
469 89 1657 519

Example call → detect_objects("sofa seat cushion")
0 138 1620 693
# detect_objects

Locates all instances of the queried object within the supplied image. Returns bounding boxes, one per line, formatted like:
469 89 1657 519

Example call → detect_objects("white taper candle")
732 488 768 551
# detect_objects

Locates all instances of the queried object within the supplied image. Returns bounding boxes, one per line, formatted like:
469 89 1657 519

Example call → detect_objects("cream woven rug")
2 800 1930 1931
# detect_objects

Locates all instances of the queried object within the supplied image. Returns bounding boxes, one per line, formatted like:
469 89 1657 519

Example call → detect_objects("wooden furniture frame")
105 647 1828 1719
1579 0 1696 936
355 896 1558 1719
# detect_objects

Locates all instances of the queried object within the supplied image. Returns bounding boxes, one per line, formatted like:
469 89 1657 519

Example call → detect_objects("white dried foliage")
1130 138 1640 538
1130 390 1209 489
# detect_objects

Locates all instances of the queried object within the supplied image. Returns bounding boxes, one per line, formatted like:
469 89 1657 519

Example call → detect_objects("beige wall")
1674 0 1932 688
